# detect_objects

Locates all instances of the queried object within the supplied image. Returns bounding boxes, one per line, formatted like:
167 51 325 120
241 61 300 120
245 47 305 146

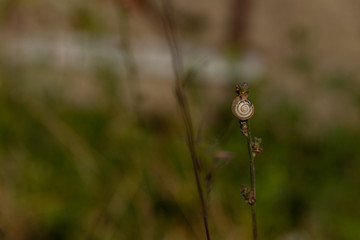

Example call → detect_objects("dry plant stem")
245 120 258 240
118 7 139 108
160 2 211 240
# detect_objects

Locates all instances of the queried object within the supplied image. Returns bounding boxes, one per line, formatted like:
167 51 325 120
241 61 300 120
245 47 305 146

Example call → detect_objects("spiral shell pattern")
232 96 254 120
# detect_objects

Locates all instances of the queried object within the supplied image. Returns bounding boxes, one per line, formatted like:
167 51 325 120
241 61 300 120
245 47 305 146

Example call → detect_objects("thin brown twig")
117 5 139 113
159 1 211 239
245 120 257 240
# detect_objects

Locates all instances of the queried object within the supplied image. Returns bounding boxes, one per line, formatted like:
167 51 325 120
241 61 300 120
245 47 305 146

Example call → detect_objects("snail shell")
231 96 254 120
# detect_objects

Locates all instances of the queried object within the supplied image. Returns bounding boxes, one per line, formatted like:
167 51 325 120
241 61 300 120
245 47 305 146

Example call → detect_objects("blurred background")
1 0 360 239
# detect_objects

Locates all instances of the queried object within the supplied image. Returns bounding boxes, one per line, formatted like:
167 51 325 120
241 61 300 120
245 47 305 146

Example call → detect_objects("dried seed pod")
231 95 254 120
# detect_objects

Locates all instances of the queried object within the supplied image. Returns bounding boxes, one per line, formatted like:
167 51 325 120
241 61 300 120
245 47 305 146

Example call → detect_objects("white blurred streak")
2 33 264 83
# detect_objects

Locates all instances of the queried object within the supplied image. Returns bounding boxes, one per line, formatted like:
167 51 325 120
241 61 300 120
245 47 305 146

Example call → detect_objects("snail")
231 94 254 120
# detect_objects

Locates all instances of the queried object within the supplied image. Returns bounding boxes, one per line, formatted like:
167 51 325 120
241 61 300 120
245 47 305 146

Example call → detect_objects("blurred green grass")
1 65 359 239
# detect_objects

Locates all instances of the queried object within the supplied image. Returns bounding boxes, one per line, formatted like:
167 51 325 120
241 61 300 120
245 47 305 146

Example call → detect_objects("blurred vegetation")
0 0 360 240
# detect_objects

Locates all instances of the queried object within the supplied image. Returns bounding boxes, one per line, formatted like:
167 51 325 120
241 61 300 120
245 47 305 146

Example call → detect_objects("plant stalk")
160 2 211 239
245 120 257 240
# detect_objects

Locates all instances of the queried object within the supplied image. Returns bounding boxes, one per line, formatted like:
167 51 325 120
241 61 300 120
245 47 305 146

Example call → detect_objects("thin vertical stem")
160 1 211 239
117 6 139 110
245 120 257 240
